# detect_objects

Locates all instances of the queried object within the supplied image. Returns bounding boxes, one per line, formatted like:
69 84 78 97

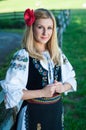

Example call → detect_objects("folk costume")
0 49 77 130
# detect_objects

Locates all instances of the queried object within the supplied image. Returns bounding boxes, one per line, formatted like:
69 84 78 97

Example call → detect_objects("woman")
0 8 77 130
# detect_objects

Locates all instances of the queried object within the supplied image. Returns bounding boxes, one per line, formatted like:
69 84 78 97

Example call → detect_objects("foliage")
0 10 58 29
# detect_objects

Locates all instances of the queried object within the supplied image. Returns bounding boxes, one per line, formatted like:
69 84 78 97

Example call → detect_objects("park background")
0 0 86 130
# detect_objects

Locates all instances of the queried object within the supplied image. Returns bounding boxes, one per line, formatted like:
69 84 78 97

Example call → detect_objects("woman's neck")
35 42 47 52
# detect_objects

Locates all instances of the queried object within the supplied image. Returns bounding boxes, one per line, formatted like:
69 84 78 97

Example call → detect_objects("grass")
0 9 86 129
62 9 86 130
0 0 86 13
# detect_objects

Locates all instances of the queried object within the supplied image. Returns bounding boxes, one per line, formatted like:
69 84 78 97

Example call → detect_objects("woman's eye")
48 27 53 30
38 26 43 29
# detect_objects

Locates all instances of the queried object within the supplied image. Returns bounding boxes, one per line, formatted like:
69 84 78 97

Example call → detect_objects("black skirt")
11 98 63 130
25 98 63 130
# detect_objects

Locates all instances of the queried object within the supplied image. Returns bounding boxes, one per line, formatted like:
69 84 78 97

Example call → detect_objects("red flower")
24 8 35 26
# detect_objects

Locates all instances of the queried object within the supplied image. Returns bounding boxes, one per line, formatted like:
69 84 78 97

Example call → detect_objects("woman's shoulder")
14 48 29 56
12 48 29 63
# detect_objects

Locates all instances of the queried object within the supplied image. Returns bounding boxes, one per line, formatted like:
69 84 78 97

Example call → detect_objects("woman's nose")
43 28 47 35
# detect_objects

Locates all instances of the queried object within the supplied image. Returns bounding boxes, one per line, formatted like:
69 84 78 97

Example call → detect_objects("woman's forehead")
35 18 53 26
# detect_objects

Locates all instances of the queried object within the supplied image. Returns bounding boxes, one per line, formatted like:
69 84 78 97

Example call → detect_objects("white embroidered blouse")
0 49 77 109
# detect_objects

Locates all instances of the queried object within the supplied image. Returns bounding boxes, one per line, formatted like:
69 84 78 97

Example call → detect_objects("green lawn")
0 0 86 13
62 9 86 130
0 9 86 129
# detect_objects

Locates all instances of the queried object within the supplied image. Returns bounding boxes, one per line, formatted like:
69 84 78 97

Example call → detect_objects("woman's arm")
0 49 29 109
22 83 57 100
61 52 77 94
22 89 43 100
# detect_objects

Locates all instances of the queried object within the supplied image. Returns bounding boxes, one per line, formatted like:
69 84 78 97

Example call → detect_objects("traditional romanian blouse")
0 49 77 109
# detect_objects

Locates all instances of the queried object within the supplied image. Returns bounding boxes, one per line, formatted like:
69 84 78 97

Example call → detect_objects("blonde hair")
22 8 60 64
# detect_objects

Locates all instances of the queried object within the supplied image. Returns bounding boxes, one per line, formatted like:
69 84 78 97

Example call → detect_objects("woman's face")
33 18 53 44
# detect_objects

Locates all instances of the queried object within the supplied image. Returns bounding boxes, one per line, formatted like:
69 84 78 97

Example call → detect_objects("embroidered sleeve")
61 53 77 94
0 49 29 108
10 52 28 70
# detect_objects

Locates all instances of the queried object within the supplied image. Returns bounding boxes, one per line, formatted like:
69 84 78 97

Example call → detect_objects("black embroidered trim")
32 58 48 87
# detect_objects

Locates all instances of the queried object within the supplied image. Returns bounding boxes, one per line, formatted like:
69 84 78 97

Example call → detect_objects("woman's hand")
54 80 72 93
41 83 56 98
22 81 72 100
54 80 64 93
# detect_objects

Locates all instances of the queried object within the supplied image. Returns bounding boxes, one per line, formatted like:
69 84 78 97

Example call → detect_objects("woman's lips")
41 37 48 40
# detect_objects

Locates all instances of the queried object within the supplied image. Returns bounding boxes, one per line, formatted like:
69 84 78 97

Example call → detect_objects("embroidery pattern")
54 64 62 82
54 64 60 81
10 62 26 71
37 123 41 130
25 107 29 130
10 54 28 71
43 51 54 84
62 107 64 129
33 58 48 87
12 54 28 62
32 58 62 86
62 54 68 64
28 94 61 104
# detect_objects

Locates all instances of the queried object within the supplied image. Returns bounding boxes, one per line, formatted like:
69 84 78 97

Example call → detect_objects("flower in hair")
24 8 35 26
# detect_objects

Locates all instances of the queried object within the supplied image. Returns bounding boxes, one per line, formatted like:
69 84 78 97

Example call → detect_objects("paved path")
0 32 22 65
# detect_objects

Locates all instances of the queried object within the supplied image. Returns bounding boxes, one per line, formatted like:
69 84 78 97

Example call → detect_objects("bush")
0 19 25 29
